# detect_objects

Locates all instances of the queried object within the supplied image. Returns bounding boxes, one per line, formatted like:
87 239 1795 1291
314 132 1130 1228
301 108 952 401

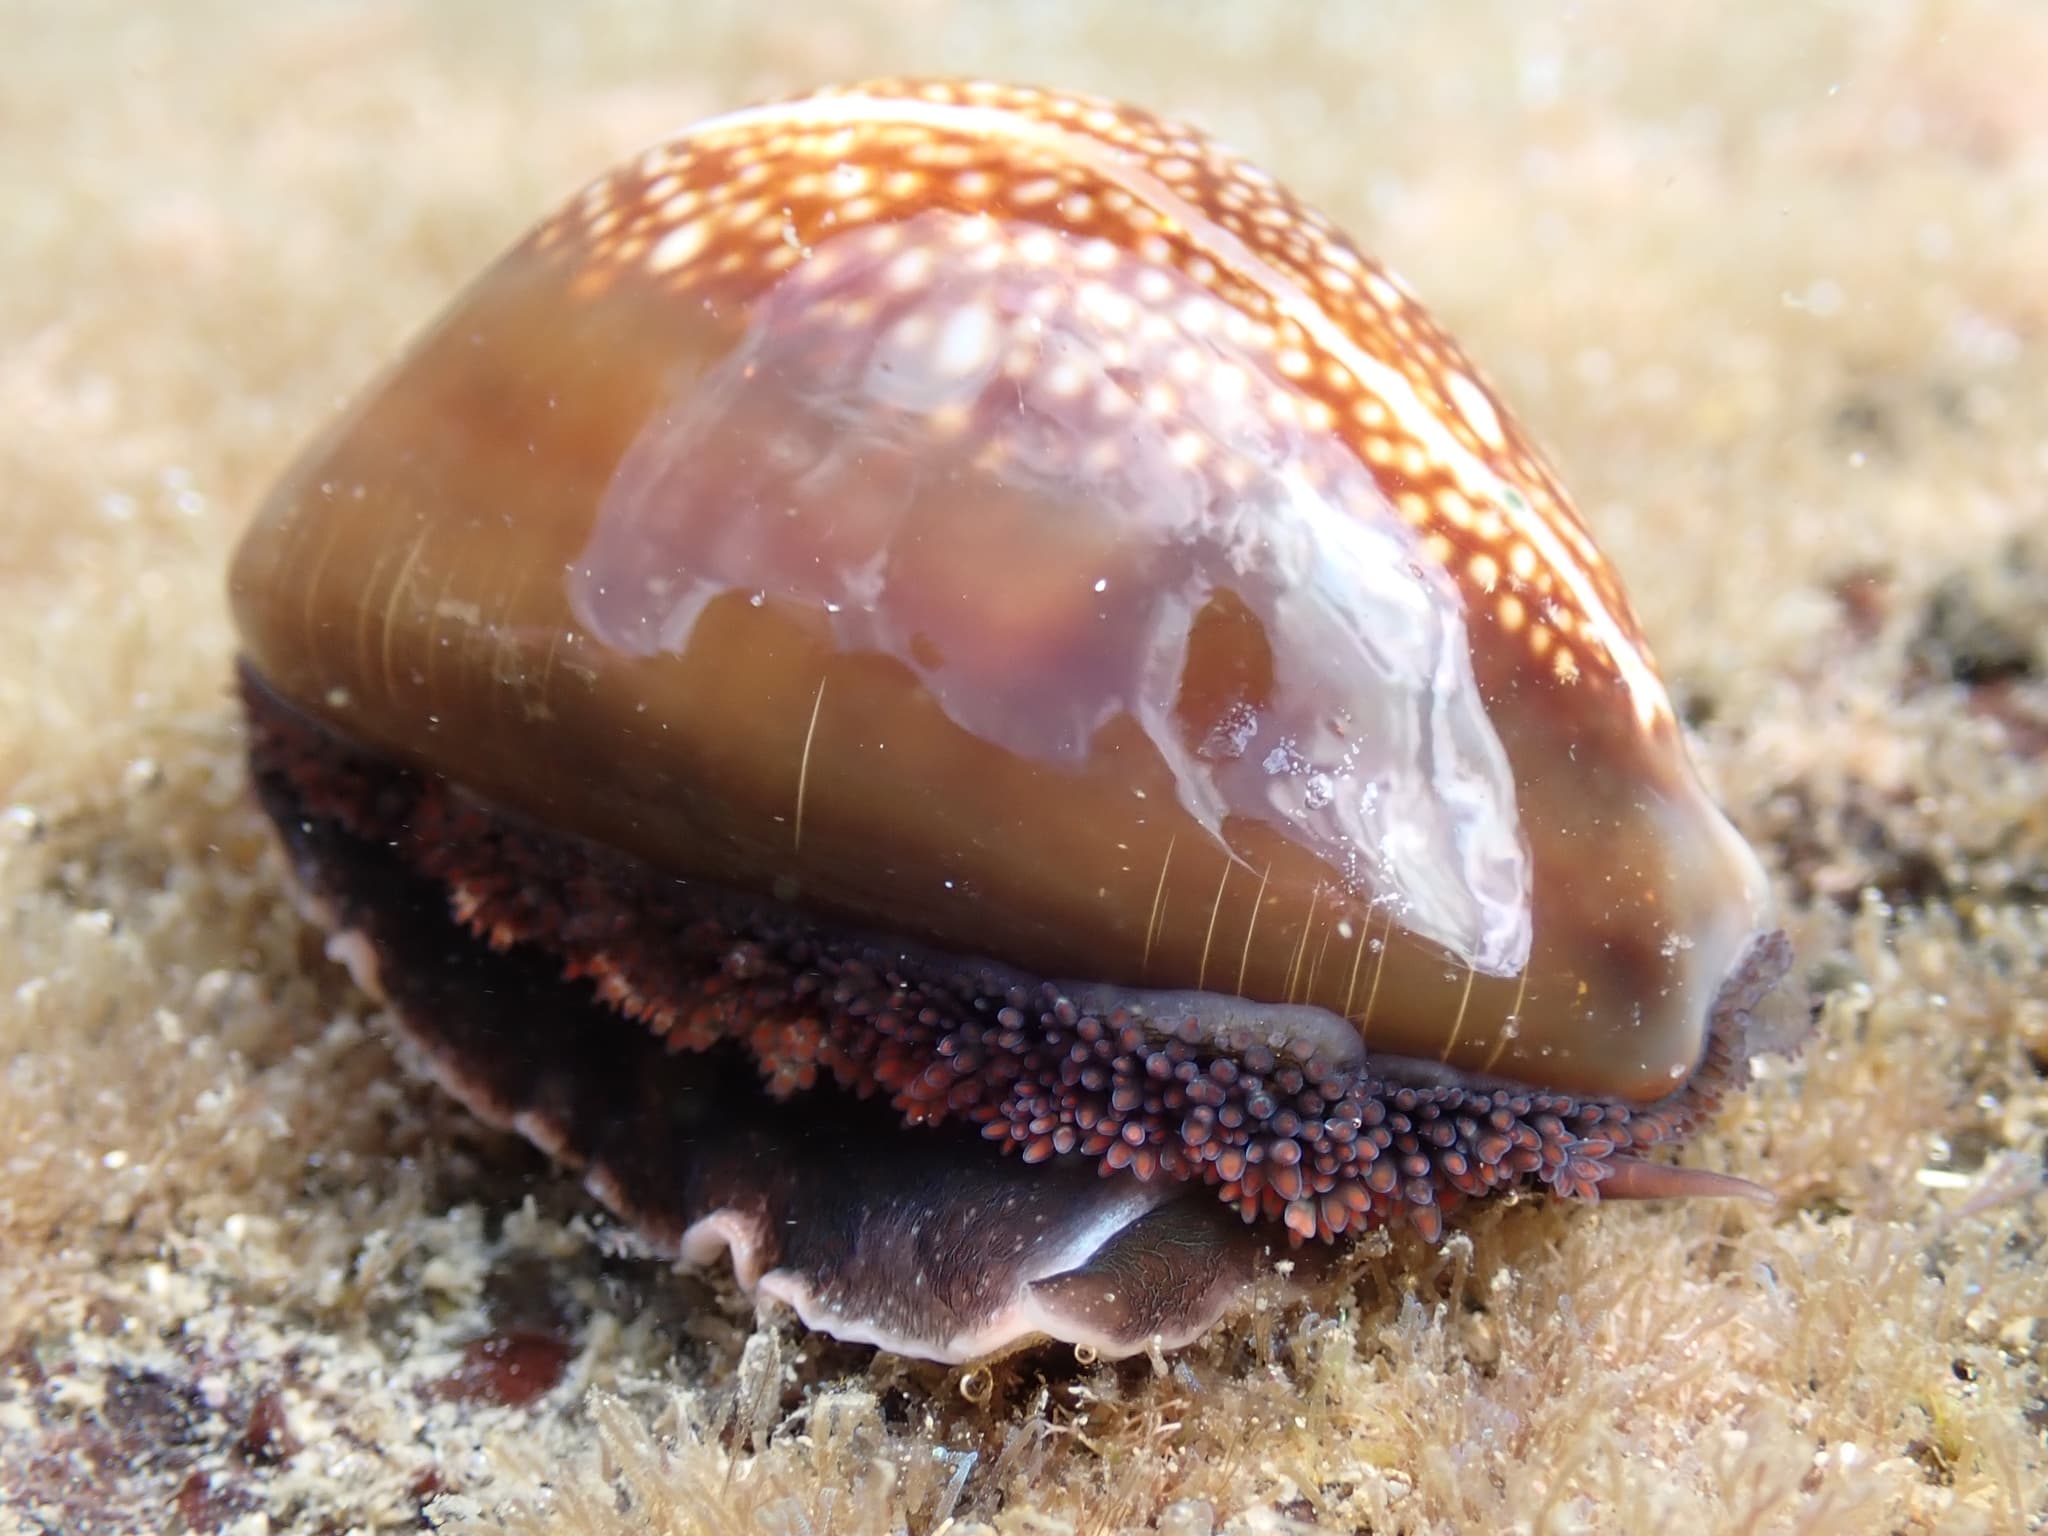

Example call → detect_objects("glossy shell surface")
231 79 1790 1362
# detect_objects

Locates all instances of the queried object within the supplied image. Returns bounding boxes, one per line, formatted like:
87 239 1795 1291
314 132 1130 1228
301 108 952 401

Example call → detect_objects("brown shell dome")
230 78 1793 1362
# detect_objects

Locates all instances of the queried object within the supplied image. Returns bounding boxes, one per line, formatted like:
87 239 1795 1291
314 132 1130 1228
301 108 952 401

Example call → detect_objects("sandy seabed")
4 2 2046 1531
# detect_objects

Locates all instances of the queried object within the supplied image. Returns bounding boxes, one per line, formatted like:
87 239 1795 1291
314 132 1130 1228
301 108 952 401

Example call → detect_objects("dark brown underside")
240 661 1788 1330
250 713 1299 1359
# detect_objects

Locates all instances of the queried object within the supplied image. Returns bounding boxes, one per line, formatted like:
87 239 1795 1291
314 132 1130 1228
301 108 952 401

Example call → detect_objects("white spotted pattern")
529 78 1674 731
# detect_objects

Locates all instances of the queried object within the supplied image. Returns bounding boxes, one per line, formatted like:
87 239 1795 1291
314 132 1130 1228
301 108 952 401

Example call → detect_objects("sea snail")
230 78 1795 1364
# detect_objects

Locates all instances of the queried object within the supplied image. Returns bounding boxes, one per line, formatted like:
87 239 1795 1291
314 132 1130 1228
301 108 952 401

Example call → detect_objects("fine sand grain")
4 3 2045 1531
